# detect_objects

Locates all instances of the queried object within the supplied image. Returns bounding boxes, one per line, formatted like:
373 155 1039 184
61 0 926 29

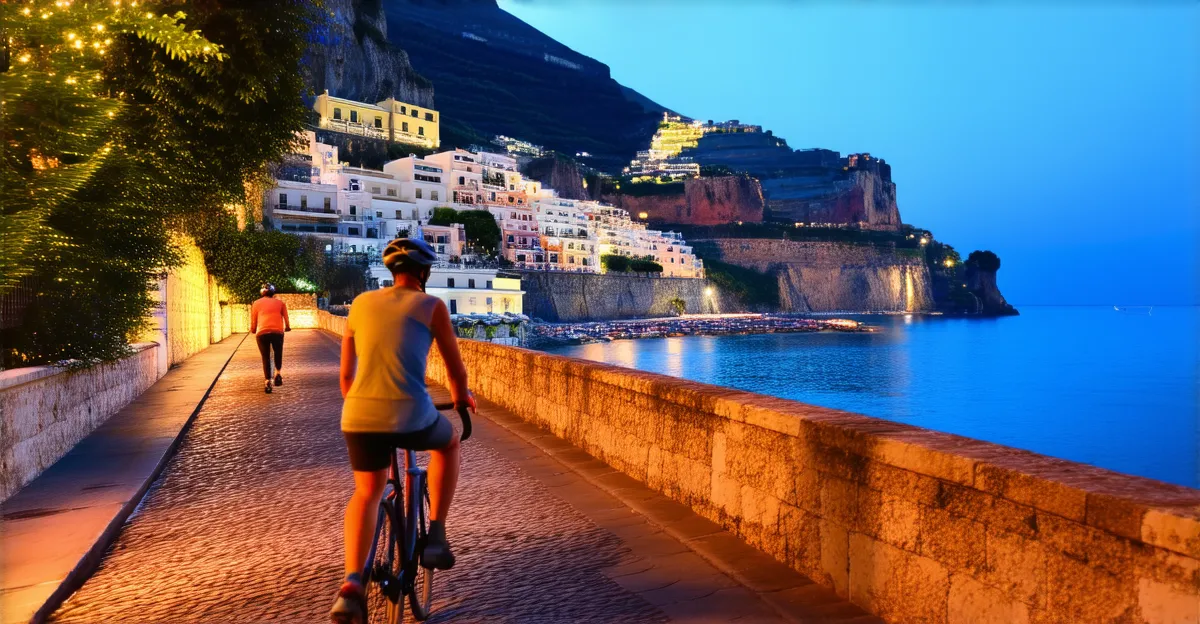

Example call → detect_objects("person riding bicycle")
331 238 474 624
250 282 290 394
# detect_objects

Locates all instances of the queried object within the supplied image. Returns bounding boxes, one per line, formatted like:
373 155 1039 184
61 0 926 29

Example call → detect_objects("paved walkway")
47 331 878 623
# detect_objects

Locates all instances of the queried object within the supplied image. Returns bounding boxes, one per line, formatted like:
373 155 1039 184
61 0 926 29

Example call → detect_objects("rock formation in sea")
963 251 1018 315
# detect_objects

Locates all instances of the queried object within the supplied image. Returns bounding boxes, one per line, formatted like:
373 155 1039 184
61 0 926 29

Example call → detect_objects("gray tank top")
341 288 441 434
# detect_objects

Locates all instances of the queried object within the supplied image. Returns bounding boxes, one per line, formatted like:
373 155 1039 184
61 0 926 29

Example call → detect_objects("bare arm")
339 329 356 398
282 302 291 331
430 300 471 408
250 301 258 334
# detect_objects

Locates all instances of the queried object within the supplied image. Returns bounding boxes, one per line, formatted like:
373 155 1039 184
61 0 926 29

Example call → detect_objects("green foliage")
620 180 686 197
966 250 1001 272
669 297 686 316
425 208 501 256
699 164 734 177
601 254 663 274
703 260 780 309
1 1 324 366
192 214 320 303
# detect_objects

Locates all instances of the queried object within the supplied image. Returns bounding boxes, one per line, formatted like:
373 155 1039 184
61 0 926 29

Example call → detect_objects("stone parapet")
412 340 1200 624
0 344 159 501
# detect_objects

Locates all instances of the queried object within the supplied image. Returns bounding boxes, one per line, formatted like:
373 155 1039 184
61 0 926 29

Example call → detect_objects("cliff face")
520 271 731 322
383 0 661 170
604 177 766 226
763 170 900 230
303 0 435 107
702 239 934 313
965 266 1018 316
524 157 589 200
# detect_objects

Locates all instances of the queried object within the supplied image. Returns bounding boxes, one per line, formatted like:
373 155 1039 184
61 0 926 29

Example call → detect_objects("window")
300 196 308 209
395 210 402 219
468 279 476 289
508 197 514 203
507 235 514 243
375 116 383 128
486 280 493 289
376 211 383 218
371 186 381 194
324 197 331 211
418 127 425 136
333 108 342 120
279 193 288 206
486 297 493 312
367 228 378 238
425 112 434 122
402 122 409 133
431 191 439 201
348 227 360 236
449 299 457 314
387 189 396 197
458 176 465 185
350 205 357 216
400 105 407 114
411 109 418 118
550 253 559 263
516 254 526 262
447 278 455 288
569 256 576 264
415 188 422 199
350 110 358 123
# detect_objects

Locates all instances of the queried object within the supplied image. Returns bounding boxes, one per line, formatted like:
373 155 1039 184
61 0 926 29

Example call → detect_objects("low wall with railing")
416 339 1200 624
0 344 159 501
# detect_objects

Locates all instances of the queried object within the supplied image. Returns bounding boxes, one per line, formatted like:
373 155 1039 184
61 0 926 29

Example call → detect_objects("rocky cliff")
302 0 435 107
700 239 933 313
603 176 766 226
523 157 589 200
962 251 1018 315
762 169 900 230
521 272 734 322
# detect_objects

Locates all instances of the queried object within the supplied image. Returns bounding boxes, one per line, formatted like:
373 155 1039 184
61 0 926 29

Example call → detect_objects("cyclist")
331 238 473 624
250 282 290 394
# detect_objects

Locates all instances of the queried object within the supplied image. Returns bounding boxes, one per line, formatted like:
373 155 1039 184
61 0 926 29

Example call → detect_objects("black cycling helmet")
260 282 276 296
383 237 437 273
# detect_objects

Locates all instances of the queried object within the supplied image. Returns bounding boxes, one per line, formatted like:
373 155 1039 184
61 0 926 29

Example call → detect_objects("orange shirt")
250 297 290 335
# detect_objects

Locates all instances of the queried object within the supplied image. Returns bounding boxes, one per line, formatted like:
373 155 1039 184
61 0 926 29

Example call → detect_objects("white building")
425 268 524 315
425 149 483 209
534 194 598 272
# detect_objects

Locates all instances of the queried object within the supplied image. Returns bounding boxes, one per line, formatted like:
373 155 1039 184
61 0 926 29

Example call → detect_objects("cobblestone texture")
51 332 668 623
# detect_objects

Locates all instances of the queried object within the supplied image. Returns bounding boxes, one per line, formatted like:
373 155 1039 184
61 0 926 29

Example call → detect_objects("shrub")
966 250 1001 272
669 297 686 315
601 254 630 272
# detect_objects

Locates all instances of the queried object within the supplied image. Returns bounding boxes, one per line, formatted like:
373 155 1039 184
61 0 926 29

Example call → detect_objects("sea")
540 306 1200 488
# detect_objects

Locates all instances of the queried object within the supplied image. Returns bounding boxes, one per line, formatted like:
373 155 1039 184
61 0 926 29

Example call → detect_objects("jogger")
250 283 291 394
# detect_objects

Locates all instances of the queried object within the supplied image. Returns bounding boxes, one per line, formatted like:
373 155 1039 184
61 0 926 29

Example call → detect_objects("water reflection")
543 307 1199 487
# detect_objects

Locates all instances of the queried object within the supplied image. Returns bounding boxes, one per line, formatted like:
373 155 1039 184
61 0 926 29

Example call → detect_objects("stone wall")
519 272 729 322
703 239 934 313
0 344 159 501
414 341 1200 624
277 293 319 329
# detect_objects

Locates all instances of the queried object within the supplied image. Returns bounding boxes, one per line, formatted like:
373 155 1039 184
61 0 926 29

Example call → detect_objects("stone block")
821 519 850 597
870 435 975 486
1142 507 1200 560
1137 577 1200 624
856 486 920 552
820 473 858 528
1037 511 1140 578
793 467 822 515
1087 491 1148 542
983 529 1047 607
849 533 949 624
918 505 987 575
974 462 1087 522
1044 550 1138 622
948 574 1030 624
864 462 941 508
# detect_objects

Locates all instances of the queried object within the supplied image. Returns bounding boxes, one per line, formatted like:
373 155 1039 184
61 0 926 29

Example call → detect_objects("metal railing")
274 204 337 216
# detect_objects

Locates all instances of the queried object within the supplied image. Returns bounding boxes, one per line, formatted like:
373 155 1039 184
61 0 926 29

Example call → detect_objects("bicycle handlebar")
433 402 473 441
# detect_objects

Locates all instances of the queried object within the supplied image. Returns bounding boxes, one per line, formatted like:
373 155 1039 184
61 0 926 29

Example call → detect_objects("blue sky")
501 1 1199 305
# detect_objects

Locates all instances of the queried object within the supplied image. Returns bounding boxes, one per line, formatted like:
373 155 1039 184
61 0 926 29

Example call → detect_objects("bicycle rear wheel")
407 477 435 621
364 490 403 624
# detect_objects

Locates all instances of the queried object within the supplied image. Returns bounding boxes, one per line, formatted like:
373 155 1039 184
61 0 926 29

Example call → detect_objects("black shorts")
343 415 456 472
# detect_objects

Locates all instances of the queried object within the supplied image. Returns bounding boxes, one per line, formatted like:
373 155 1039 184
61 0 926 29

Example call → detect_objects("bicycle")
362 402 473 623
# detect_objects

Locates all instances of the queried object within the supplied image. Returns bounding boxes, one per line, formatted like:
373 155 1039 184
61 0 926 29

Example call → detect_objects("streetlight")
638 212 649 220
704 287 714 296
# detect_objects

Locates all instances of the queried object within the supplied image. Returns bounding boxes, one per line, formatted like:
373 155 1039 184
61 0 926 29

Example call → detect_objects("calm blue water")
542 307 1200 488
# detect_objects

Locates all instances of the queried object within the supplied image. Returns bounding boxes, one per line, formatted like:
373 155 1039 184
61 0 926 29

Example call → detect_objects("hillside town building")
313 91 440 149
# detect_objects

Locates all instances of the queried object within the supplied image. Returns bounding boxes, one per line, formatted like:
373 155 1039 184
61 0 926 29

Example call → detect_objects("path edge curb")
29 334 248 624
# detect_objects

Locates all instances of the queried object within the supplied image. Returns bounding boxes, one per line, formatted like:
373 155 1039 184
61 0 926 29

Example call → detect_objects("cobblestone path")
51 331 778 623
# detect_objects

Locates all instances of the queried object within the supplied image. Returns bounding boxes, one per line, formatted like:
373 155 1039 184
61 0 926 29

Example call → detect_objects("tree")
428 207 458 226
669 297 686 316
457 211 502 256
966 250 1001 272
601 254 630 273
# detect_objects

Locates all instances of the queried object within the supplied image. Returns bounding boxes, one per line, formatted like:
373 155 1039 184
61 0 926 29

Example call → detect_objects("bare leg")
426 436 460 522
343 469 388 577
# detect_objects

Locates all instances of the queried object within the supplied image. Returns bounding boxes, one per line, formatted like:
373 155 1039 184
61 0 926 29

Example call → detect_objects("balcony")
320 117 388 141
273 204 339 219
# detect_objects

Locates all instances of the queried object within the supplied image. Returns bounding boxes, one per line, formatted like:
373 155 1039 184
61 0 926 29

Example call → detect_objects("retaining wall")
416 340 1200 624
519 272 728 322
0 344 159 501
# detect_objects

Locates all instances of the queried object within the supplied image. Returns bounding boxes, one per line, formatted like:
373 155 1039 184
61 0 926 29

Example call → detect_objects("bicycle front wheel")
364 492 403 624
408 477 435 621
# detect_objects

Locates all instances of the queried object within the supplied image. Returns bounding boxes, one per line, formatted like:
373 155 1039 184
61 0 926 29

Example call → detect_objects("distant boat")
1114 306 1153 315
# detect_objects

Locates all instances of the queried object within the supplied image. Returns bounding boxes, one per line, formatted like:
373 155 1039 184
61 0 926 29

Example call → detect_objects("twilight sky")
501 1 1199 305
